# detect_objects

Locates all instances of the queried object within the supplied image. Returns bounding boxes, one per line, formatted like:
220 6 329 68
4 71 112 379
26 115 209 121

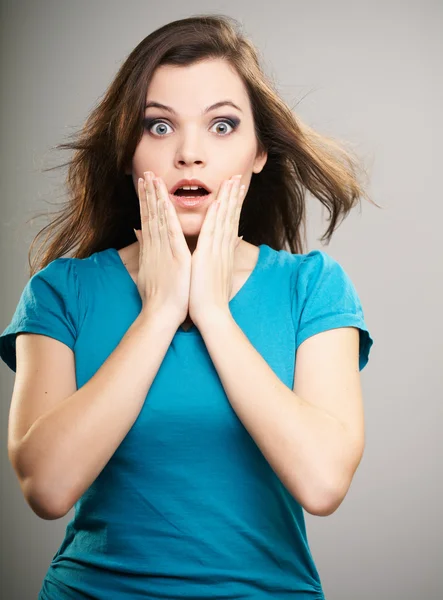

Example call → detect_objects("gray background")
0 1 441 599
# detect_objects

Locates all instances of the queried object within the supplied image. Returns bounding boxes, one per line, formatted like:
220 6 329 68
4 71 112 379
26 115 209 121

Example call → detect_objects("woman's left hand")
188 174 246 328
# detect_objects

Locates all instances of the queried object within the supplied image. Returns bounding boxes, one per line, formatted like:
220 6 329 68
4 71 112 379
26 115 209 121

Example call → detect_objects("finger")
219 176 240 263
153 177 170 252
234 184 246 241
197 181 225 252
154 177 189 258
143 172 157 244
212 179 233 251
225 176 241 248
138 177 148 230
136 177 148 252
218 179 234 226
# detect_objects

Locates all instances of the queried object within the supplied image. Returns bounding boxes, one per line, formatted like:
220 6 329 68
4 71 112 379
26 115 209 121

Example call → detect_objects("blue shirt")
0 244 373 599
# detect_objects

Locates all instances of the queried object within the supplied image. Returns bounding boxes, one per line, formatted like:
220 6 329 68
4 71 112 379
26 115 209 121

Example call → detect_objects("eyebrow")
144 100 243 115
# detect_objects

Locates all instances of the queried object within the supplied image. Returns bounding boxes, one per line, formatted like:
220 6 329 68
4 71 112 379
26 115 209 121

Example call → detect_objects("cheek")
132 142 161 172
229 147 257 172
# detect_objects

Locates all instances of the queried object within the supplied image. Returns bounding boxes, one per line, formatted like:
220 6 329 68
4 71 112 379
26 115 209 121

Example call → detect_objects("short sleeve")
291 250 374 371
0 258 80 373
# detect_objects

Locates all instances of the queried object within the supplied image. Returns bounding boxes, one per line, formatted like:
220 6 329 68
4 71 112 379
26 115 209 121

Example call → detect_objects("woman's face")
127 58 267 249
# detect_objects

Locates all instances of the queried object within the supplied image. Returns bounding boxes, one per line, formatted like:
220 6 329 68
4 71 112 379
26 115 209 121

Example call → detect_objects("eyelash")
143 116 241 137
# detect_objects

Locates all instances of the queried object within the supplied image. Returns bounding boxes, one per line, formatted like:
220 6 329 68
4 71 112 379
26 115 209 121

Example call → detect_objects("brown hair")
28 13 381 277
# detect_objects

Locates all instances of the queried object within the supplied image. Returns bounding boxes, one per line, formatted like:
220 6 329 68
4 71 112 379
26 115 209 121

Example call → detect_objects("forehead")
145 59 249 114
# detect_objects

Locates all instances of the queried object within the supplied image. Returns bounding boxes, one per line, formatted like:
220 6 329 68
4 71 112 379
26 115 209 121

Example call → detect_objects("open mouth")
172 187 211 198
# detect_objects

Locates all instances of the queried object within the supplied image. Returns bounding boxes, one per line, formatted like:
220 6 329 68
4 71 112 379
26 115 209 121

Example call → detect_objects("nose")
174 131 206 168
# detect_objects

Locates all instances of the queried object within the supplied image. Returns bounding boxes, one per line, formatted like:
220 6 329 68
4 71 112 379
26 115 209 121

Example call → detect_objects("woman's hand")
188 174 246 328
133 172 192 325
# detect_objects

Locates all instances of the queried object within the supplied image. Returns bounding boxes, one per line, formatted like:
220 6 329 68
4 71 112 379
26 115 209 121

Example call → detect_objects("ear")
252 149 268 175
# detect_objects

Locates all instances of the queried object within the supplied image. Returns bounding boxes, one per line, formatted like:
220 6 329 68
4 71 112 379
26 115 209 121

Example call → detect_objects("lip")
169 191 213 209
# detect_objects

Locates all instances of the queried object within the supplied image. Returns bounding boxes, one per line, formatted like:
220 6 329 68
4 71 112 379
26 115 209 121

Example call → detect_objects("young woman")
0 14 377 600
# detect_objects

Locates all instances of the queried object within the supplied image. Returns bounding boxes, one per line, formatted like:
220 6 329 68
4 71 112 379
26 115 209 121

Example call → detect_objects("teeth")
175 185 208 192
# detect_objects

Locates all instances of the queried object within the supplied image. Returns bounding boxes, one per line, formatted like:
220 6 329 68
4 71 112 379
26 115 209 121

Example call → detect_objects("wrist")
192 308 233 332
136 307 181 333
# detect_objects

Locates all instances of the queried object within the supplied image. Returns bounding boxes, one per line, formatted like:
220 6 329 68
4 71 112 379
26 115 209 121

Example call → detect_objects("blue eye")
143 117 240 137
144 120 172 136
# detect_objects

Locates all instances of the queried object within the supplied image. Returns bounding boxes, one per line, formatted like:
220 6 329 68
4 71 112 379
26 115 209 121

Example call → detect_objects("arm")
197 311 364 517
12 310 179 519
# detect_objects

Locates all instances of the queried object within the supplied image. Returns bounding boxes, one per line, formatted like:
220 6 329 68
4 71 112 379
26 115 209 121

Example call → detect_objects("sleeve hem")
296 313 374 372
0 320 76 373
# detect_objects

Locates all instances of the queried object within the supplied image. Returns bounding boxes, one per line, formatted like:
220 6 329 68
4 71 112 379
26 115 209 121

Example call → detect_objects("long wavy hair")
28 13 381 277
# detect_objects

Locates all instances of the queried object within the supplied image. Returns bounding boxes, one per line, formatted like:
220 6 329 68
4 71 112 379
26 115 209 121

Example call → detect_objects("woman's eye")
145 120 173 136
143 118 239 137
209 120 236 135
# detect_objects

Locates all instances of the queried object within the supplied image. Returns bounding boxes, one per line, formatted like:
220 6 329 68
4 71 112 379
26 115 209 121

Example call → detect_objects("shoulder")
286 249 350 292
28 256 81 291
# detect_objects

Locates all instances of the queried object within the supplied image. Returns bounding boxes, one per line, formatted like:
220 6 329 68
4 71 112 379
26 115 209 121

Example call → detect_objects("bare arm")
12 309 178 519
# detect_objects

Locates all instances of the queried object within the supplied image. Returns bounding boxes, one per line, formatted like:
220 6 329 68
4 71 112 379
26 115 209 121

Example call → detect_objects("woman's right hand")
134 172 192 325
